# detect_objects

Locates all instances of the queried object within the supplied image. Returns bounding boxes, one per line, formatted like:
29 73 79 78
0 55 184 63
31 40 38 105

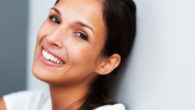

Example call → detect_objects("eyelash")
49 15 89 41
75 32 88 41
49 15 60 24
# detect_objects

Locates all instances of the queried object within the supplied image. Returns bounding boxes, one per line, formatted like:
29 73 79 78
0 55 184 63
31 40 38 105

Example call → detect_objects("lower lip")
39 48 65 67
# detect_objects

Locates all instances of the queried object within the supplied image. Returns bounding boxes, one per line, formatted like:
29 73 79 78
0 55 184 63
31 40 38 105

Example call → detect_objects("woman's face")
32 0 106 86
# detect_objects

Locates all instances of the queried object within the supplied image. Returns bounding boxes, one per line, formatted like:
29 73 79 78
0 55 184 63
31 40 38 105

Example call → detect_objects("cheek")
34 29 44 60
37 20 55 42
68 39 103 66
70 46 97 66
37 23 47 41
70 38 105 71
60 47 98 84
34 22 52 56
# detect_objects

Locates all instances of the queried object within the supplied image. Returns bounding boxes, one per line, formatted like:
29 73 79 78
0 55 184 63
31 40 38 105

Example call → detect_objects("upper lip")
41 47 65 63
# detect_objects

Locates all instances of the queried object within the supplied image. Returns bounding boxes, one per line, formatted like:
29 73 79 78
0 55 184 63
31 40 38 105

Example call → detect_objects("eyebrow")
51 7 61 16
51 7 94 34
74 21 94 34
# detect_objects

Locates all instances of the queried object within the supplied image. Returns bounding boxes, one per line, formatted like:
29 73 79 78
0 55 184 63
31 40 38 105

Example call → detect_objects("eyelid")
48 11 61 23
49 15 60 24
77 31 89 40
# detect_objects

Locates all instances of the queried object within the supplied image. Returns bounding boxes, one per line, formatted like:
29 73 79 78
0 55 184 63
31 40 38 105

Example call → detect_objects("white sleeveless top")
3 89 125 110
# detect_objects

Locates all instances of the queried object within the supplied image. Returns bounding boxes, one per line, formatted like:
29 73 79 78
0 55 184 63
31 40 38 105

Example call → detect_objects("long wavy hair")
55 0 136 109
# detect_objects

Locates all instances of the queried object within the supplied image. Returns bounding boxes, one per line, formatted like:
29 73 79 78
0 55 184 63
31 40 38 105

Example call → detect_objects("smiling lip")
39 48 65 67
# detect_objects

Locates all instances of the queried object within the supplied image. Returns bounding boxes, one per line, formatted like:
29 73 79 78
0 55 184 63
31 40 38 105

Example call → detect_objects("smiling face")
32 0 107 86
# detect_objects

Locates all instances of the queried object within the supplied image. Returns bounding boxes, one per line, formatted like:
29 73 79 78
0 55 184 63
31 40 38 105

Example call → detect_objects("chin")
32 60 56 83
32 61 70 85
32 63 49 83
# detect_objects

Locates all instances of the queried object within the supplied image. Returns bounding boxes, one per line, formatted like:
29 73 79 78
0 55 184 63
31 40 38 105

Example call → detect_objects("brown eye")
49 15 60 24
76 32 88 41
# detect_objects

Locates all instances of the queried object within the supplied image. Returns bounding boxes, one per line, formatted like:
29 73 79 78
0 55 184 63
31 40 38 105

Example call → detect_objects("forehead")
56 0 103 17
57 0 102 7
55 0 106 41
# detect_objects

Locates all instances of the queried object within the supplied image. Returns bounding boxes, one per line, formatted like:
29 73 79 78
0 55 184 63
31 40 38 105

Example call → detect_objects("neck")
49 83 89 110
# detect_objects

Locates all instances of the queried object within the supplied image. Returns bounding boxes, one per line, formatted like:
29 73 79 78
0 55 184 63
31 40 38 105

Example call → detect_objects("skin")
0 0 121 110
32 0 121 109
0 98 6 110
33 0 107 86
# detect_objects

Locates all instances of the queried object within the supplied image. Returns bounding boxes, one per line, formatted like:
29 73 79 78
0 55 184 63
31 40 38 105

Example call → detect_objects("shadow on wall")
110 53 135 110
0 0 28 96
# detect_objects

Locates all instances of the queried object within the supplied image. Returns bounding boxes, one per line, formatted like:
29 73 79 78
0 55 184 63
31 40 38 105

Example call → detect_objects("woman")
0 0 136 109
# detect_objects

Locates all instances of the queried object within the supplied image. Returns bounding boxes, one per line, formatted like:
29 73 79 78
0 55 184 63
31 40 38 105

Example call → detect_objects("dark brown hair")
55 0 136 109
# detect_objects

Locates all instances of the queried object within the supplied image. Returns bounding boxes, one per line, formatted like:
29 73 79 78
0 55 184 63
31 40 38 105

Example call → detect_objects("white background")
27 0 55 90
27 0 195 110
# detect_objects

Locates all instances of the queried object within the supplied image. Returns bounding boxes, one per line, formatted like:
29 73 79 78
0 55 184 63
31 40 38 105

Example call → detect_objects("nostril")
50 42 62 48
47 37 63 48
46 32 64 48
53 43 59 47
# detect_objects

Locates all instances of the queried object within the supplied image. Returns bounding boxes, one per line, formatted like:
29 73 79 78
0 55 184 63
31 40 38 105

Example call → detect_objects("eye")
49 15 60 24
76 32 88 41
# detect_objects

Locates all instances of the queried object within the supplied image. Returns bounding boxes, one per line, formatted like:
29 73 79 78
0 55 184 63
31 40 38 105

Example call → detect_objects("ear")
95 54 121 75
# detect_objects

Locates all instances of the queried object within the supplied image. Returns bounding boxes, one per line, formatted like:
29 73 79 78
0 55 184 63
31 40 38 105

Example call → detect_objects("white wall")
112 0 195 110
27 0 195 110
27 0 55 90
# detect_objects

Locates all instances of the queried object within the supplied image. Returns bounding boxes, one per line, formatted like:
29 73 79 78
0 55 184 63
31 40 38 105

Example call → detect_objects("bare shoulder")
0 98 6 110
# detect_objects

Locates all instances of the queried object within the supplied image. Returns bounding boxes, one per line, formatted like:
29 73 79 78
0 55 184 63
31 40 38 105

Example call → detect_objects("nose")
46 28 65 49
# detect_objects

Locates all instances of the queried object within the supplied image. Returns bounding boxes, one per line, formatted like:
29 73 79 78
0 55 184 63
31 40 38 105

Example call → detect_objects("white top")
3 89 125 110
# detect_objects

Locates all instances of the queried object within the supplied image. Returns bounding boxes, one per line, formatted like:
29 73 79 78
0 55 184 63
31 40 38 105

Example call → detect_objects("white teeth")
42 49 64 64
54 58 58 62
